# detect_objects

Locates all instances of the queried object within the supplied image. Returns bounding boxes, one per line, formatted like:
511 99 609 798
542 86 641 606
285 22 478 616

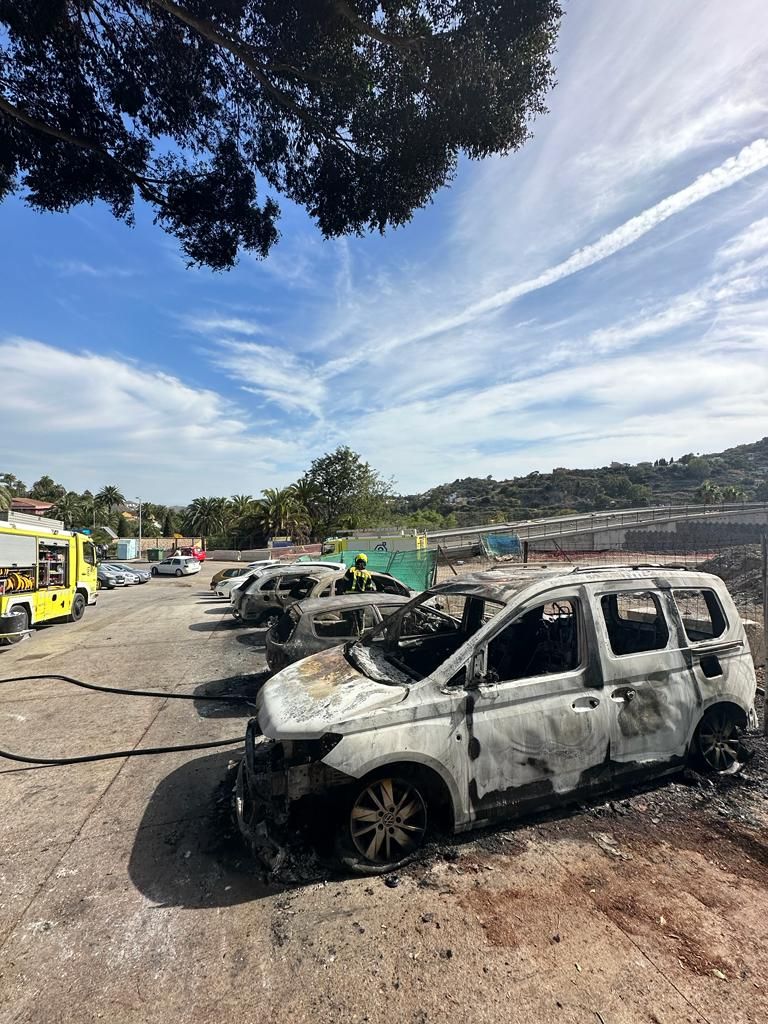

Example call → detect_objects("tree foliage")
0 472 26 496
305 445 392 539
96 484 126 510
0 0 562 269
183 495 230 541
30 474 66 501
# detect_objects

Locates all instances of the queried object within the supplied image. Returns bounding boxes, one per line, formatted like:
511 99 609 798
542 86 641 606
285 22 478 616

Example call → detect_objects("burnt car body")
236 565 758 874
306 571 411 600
231 564 347 626
265 593 411 673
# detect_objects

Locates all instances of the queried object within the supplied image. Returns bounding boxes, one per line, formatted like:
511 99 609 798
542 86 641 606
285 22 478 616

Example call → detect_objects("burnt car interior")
486 600 580 681
370 594 497 679
314 607 378 638
600 591 669 655
332 572 409 596
281 574 321 601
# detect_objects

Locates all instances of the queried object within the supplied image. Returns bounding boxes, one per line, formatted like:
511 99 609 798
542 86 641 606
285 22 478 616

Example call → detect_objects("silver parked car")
104 562 150 584
265 594 410 673
237 565 758 874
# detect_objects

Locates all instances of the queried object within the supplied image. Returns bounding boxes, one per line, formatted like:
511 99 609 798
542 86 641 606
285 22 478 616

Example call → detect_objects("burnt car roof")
292 594 411 615
430 564 720 605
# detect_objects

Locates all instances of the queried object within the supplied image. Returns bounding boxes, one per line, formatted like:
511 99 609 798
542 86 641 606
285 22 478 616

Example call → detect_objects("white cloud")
716 216 768 263
182 315 266 337
50 260 137 279
210 339 326 417
0 338 303 502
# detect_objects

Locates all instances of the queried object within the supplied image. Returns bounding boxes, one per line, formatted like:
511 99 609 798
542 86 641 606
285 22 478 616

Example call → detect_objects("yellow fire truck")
0 511 98 644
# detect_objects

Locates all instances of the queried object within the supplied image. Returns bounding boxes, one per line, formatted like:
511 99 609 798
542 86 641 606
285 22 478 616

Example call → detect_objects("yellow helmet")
355 552 368 564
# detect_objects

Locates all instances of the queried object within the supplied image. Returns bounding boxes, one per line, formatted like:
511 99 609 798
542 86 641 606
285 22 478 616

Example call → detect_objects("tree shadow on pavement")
127 751 282 907
192 672 269 718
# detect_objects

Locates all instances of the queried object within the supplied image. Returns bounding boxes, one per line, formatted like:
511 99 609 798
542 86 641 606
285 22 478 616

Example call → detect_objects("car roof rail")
568 562 698 573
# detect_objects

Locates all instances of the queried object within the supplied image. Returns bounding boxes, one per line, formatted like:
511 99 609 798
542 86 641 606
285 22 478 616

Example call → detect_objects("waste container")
147 548 164 562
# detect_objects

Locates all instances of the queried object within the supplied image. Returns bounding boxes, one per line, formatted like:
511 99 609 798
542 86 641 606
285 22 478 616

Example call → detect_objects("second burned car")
265 593 410 673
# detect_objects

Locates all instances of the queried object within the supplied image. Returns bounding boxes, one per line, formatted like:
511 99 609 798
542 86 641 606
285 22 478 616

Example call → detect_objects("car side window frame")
598 588 671 658
472 594 585 687
672 587 728 644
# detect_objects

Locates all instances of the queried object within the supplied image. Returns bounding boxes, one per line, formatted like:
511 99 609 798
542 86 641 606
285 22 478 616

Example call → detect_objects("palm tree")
291 477 319 539
184 496 230 548
0 484 11 512
695 480 722 505
720 485 745 503
255 487 311 541
96 484 125 512
52 493 83 527
229 494 255 519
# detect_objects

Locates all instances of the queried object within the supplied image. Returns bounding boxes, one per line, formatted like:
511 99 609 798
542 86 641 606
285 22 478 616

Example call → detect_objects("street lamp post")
136 497 143 561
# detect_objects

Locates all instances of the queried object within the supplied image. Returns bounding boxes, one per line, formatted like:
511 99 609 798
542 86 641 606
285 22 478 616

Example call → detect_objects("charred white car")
236 565 757 874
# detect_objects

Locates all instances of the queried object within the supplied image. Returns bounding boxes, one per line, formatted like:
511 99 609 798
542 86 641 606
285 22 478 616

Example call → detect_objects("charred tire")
151 567 159 576
335 770 430 875
69 593 86 622
175 569 183 577
691 706 746 773
1 605 30 646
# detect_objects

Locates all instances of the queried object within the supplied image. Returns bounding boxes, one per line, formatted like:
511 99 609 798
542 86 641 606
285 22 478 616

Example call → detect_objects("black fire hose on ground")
0 673 251 767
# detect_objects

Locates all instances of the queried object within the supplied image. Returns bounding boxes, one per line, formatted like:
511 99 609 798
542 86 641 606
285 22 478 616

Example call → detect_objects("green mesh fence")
301 548 438 591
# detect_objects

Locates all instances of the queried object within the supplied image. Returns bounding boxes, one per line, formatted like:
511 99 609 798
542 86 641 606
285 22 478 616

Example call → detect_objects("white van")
236 565 758 873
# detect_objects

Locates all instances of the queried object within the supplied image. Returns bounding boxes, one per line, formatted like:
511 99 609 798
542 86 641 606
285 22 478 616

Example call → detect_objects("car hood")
256 646 408 739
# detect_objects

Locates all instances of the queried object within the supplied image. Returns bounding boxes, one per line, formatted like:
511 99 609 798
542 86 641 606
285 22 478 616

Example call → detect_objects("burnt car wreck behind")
236 565 758 874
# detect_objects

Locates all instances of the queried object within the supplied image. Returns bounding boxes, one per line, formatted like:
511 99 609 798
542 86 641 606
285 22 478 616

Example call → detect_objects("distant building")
10 497 55 516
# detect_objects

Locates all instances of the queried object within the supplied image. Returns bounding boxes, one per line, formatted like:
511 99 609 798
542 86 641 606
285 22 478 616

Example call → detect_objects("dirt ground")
1 562 767 1024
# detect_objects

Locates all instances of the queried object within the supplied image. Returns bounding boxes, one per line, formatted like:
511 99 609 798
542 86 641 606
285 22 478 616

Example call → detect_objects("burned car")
308 571 411 599
265 593 410 673
231 564 346 626
236 565 757 874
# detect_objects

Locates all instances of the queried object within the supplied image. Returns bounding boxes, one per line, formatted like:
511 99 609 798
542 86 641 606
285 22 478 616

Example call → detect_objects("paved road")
1 564 767 1024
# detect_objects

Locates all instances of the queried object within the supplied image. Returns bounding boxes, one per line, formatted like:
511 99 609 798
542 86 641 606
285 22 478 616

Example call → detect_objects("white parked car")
151 556 201 577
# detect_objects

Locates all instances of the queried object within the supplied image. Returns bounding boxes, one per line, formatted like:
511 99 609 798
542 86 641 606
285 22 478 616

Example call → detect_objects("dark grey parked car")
265 593 410 673
105 562 151 583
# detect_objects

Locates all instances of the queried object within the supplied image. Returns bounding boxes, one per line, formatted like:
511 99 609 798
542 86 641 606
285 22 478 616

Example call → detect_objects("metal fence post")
763 532 768 736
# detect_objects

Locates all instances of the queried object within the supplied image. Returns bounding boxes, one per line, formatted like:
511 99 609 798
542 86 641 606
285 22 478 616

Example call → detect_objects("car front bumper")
234 725 350 873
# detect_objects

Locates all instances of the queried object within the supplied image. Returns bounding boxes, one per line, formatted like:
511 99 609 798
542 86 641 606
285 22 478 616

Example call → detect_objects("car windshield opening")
346 591 503 683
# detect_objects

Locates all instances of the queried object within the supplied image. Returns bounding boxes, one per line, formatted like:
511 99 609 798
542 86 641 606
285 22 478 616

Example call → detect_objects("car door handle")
572 696 600 711
611 688 636 703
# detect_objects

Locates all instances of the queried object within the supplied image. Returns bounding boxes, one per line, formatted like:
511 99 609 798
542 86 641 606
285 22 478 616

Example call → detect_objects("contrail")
324 137 768 375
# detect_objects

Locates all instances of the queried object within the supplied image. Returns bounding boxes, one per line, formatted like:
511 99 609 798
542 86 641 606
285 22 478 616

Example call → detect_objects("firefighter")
345 552 375 592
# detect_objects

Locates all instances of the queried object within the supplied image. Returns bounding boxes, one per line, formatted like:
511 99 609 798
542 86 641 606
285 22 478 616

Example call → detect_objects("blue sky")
2 0 768 504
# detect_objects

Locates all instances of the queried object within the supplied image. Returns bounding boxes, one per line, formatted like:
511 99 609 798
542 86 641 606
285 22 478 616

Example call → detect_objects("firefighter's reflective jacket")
346 567 375 592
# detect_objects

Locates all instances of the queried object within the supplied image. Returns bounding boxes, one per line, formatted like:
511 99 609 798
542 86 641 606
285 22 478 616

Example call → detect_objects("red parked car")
177 546 206 562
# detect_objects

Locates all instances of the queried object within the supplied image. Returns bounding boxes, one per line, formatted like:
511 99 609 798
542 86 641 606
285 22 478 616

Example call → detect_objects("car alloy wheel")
175 569 183 577
151 567 158 576
348 776 428 870
695 708 742 772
